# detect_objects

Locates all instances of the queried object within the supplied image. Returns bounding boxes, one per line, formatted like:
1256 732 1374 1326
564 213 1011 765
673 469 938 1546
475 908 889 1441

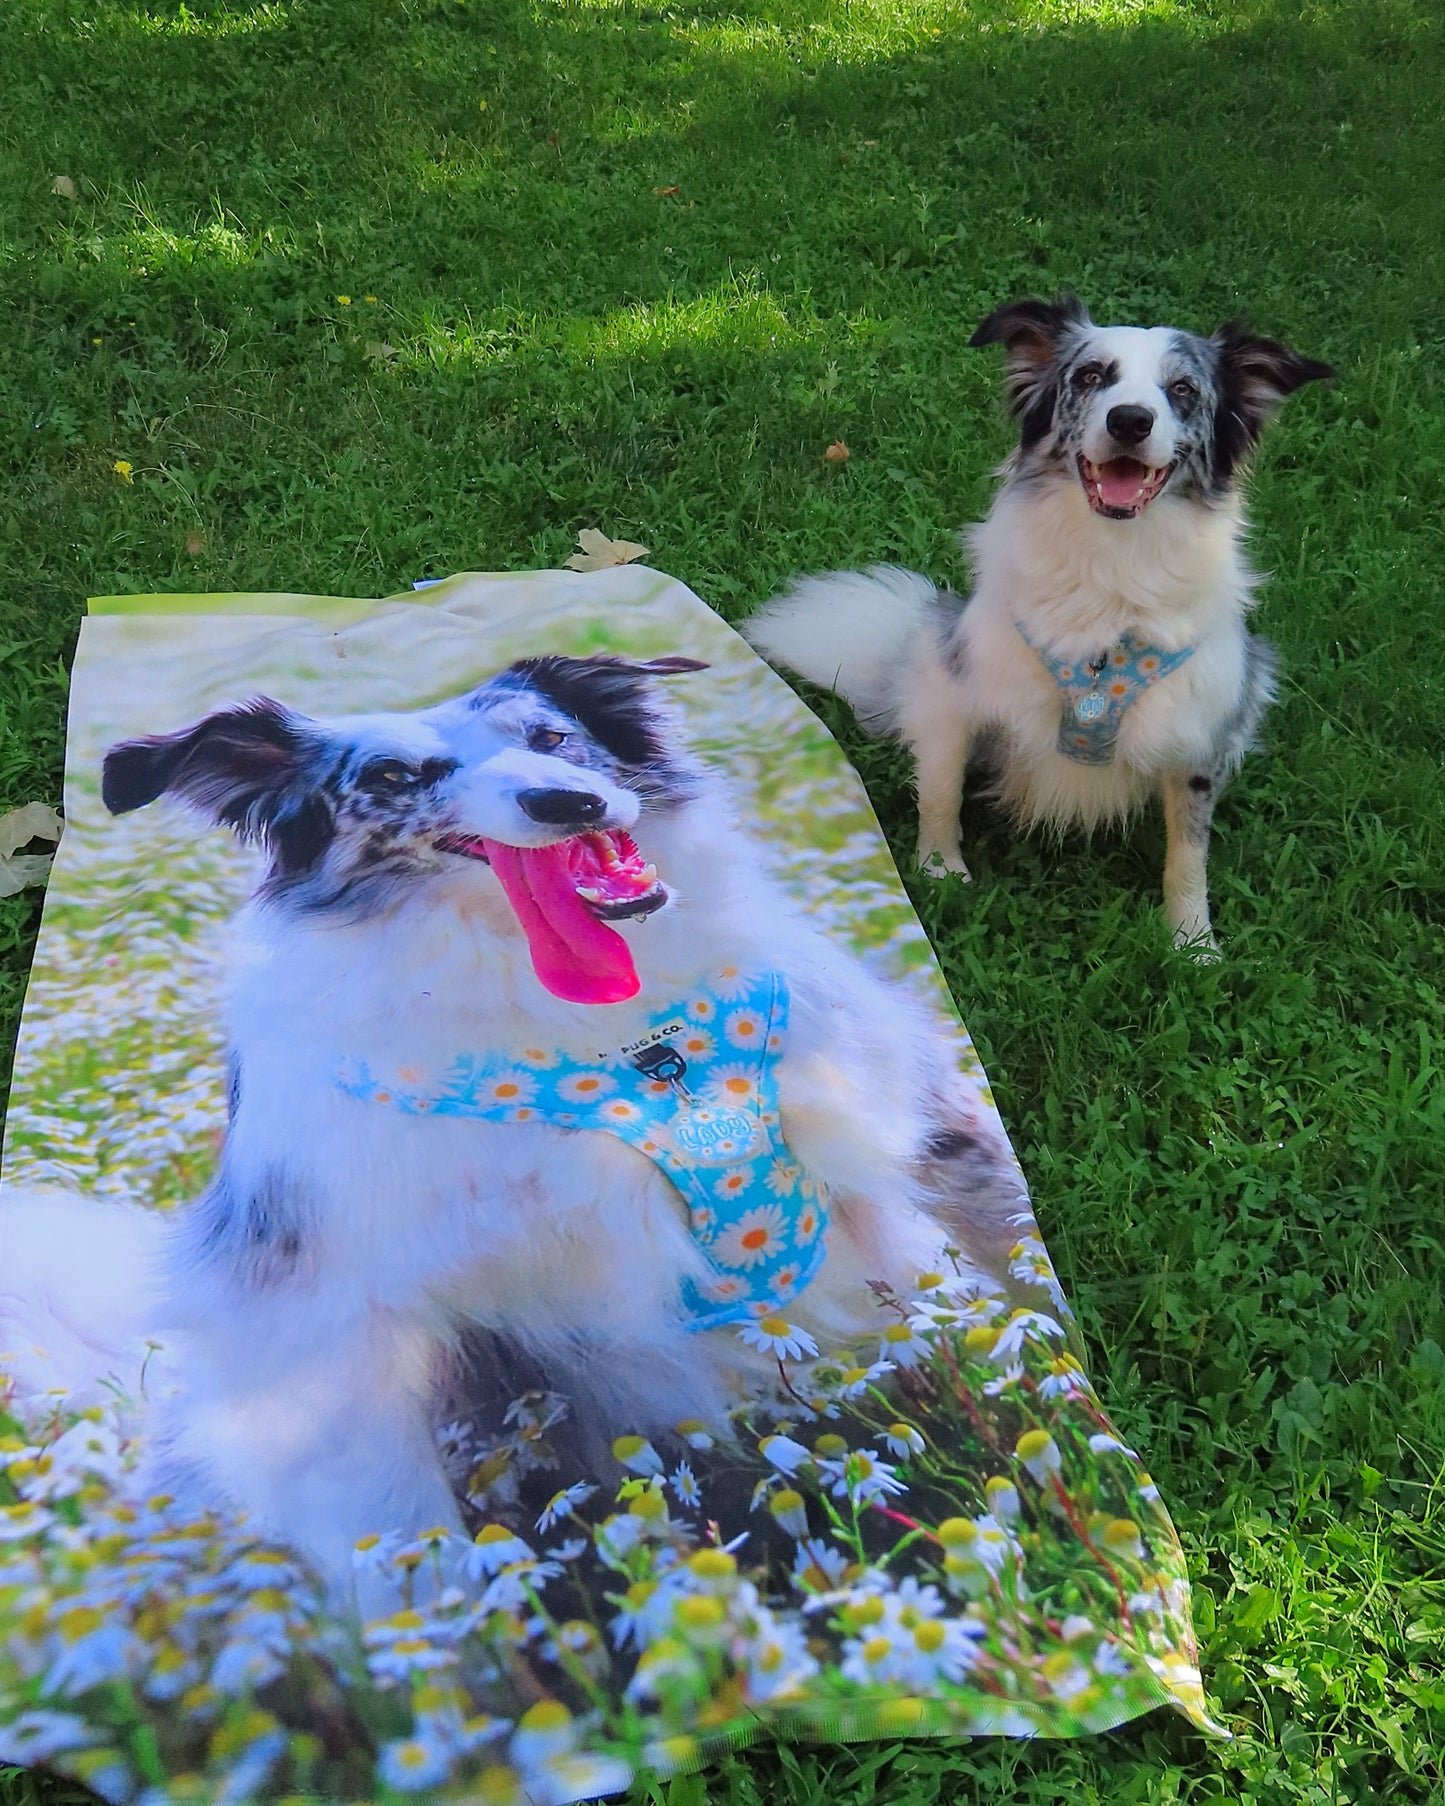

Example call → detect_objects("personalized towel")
0 570 1215 1805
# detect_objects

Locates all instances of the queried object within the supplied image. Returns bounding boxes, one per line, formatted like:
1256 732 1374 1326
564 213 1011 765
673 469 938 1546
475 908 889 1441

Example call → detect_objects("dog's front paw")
918 842 972 882
1171 921 1220 963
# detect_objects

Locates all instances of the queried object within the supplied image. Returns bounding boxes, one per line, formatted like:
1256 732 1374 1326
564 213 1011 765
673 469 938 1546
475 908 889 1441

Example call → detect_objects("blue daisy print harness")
336 969 829 1332
1014 621 1195 766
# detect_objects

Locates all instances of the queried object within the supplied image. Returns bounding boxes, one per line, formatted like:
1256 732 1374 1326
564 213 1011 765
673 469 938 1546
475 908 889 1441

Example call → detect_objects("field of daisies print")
0 569 1213 1805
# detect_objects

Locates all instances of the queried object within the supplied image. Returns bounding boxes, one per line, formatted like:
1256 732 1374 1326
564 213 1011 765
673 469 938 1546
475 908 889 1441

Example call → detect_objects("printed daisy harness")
336 969 829 1332
1013 621 1196 765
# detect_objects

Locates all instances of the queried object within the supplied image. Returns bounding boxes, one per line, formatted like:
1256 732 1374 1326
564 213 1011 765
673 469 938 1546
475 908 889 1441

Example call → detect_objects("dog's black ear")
970 295 1091 436
1211 321 1334 475
501 655 705 767
102 699 333 872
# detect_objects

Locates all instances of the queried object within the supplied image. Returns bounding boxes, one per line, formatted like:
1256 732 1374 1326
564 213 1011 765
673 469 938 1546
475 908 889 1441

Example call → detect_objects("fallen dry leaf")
0 802 62 898
365 340 398 361
563 529 651 573
51 175 76 199
653 185 680 197
184 529 206 557
823 440 850 463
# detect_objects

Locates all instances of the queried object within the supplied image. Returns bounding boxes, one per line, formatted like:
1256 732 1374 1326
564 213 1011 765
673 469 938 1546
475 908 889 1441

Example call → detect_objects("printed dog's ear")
969 293 1090 413
1212 321 1334 472
503 654 706 767
102 699 334 872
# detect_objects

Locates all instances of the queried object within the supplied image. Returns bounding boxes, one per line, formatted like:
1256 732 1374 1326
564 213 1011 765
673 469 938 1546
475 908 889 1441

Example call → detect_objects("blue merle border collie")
1 653 1030 1600
748 294 1333 954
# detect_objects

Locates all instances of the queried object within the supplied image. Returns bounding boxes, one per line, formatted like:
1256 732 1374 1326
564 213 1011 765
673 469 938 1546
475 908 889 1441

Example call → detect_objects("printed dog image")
0 575 1215 1798
3 653 1027 1596
748 294 1333 954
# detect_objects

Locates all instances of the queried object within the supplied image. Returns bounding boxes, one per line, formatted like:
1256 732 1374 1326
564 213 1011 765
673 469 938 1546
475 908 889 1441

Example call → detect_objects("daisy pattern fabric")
336 967 832 1330
1013 622 1197 765
0 569 1219 1806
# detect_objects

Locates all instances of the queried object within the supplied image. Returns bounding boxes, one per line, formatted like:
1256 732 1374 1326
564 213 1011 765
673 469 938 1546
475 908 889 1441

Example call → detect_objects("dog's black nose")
517 787 609 827
1106 404 1155 446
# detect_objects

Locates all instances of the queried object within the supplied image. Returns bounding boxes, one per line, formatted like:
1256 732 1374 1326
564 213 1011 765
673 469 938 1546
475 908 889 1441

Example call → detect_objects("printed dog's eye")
359 759 418 794
528 727 569 752
1072 365 1105 390
1168 378 1199 404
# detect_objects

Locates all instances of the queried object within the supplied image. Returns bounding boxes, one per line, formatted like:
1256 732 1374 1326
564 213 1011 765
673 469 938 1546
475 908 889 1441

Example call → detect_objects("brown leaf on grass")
563 529 651 573
653 185 680 197
51 175 77 199
184 529 206 556
365 340 398 361
0 802 63 897
823 440 850 463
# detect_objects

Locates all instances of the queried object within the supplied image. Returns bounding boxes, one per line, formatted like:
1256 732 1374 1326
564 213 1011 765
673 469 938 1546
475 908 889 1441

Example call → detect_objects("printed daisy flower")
765 1158 801 1198
677 1028 716 1060
738 1316 818 1361
1037 1353 1090 1400
724 1008 766 1050
759 1433 812 1475
705 1064 760 1108
461 1523 534 1577
792 1198 824 1244
688 1202 718 1240
711 965 753 1001
599 1098 643 1125
712 1165 753 1205
669 1461 702 1509
611 1435 665 1477
878 1319 927 1368
510 1703 633 1805
518 1045 560 1069
790 1537 850 1595
482 1070 537 1108
1099 1517 1145 1561
557 1071 616 1105
880 1422 925 1459
767 1262 804 1299
699 1273 747 1303
686 994 717 1022
766 1488 810 1540
739 1616 819 1702
984 1475 1020 1521
1015 1429 1062 1484
535 1482 597 1534
712 1203 788 1270
991 1307 1067 1362
1041 1648 1096 1705
819 1448 907 1507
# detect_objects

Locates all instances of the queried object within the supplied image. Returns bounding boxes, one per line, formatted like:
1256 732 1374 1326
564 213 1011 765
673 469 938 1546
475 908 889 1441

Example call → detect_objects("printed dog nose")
517 786 608 826
1106 404 1155 446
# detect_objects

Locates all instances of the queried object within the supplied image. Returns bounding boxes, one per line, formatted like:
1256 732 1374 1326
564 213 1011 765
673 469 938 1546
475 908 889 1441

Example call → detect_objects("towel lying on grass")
0 568 1216 1804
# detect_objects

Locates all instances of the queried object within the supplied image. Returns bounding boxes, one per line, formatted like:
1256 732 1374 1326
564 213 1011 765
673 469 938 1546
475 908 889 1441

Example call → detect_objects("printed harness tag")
1015 621 1196 766
336 969 828 1332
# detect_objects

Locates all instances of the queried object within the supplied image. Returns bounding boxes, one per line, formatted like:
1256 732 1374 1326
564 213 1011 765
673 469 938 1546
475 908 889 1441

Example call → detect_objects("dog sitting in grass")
747 294 1332 955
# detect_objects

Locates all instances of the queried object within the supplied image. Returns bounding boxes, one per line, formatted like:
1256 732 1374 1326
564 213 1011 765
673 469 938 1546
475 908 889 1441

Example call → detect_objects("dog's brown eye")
528 727 569 752
360 760 417 793
1072 365 1104 390
1168 378 1199 404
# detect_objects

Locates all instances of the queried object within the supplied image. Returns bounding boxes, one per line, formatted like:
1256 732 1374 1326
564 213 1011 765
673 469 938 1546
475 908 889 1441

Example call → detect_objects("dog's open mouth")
436 829 665 1005
1077 455 1175 520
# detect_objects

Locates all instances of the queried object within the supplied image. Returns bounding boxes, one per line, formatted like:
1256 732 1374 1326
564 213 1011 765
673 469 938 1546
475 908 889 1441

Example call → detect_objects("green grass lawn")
2 0 1443 1800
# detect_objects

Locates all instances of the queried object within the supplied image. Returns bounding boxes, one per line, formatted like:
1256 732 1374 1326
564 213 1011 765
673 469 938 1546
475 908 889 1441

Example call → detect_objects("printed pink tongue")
1098 460 1152 510
482 839 640 1005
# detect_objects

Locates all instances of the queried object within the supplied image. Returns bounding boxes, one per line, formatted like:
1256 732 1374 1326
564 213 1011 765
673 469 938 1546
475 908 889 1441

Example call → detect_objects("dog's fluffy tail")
745 565 945 732
0 1186 168 1414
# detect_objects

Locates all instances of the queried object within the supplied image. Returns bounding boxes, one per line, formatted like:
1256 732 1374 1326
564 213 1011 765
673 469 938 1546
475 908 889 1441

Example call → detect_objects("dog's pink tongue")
1098 459 1151 510
482 840 640 1005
